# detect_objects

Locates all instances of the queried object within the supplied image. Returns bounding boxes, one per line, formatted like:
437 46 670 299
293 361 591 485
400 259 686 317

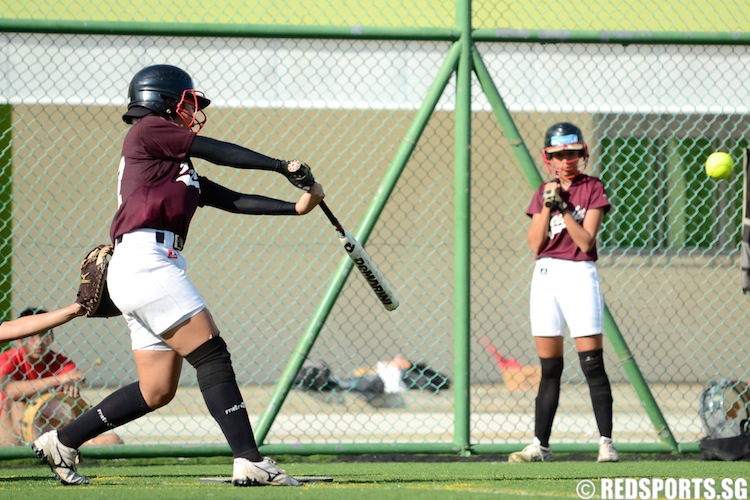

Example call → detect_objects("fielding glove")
76 244 122 318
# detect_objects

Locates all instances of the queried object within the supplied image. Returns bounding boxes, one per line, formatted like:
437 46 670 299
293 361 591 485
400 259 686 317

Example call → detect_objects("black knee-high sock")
185 337 262 461
58 382 151 449
535 357 563 448
578 349 613 438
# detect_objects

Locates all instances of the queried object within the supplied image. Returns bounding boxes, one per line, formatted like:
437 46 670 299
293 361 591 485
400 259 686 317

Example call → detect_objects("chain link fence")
0 1 748 456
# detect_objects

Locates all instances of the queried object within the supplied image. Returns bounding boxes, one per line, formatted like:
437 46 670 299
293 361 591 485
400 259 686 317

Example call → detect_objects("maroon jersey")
109 115 201 243
526 174 611 262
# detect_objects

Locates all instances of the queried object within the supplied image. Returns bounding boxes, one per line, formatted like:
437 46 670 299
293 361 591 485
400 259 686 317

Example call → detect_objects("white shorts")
107 229 206 351
529 258 604 338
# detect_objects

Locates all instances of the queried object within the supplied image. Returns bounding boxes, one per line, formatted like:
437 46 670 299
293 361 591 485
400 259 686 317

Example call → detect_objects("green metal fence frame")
0 0 735 459
0 105 12 340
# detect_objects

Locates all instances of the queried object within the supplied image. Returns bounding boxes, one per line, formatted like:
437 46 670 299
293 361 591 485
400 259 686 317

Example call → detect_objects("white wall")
2 34 749 114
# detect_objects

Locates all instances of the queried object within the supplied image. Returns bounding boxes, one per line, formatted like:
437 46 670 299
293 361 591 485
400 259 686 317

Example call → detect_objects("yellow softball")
705 152 734 180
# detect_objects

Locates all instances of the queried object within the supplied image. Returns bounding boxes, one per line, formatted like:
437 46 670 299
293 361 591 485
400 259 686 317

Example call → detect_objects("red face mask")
176 89 208 132
542 144 589 180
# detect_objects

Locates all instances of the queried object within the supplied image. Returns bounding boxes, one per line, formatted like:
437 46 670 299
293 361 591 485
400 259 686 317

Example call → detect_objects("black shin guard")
535 357 563 447
185 336 261 461
58 382 151 449
578 349 613 438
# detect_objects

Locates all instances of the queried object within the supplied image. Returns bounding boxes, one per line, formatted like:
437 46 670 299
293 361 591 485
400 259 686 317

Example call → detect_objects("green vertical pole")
453 0 472 455
254 44 461 446
665 138 686 248
472 46 678 452
0 105 12 347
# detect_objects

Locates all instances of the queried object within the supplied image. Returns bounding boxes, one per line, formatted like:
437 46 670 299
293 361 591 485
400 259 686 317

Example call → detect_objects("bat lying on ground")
478 336 522 370
319 201 399 311
478 336 541 392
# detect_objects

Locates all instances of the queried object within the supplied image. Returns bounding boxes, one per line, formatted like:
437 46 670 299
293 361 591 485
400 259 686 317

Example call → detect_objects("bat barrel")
339 230 399 311
319 202 399 311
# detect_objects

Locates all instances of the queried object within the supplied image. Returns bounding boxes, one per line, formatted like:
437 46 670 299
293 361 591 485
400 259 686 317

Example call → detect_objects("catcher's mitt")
76 244 122 318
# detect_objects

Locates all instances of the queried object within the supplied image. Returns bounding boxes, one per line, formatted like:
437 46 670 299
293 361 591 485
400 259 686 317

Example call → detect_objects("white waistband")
117 229 183 250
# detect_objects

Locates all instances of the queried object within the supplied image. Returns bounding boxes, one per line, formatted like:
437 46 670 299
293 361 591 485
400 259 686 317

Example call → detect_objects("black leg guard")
185 336 262 461
185 336 237 390
535 357 564 448
578 348 613 438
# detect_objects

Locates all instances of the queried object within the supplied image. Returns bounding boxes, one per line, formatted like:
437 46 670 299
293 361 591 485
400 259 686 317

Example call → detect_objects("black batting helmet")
122 65 211 130
542 122 589 179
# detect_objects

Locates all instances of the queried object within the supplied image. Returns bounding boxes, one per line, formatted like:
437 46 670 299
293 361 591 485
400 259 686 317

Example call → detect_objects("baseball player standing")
32 64 324 486
509 122 618 463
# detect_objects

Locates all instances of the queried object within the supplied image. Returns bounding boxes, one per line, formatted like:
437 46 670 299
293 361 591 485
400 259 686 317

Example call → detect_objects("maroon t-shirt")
109 115 202 243
526 174 611 262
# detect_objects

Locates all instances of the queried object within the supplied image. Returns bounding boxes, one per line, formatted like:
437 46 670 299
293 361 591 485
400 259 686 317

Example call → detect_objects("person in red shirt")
0 307 122 446
509 123 618 464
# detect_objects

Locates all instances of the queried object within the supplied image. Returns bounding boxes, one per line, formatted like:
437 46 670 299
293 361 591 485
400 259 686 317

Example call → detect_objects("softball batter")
33 64 324 486
509 122 618 463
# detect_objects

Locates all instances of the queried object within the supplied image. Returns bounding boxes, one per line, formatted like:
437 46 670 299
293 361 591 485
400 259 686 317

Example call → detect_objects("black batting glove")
281 160 315 191
555 198 569 213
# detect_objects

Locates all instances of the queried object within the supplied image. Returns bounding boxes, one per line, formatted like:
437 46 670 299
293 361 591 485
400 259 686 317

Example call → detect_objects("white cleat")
232 457 300 486
597 436 619 462
31 430 90 485
508 437 553 462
